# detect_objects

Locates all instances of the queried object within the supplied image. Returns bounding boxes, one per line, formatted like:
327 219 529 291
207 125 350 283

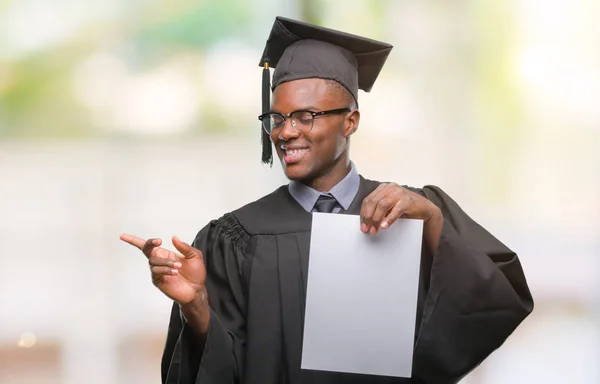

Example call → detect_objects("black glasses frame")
258 107 351 134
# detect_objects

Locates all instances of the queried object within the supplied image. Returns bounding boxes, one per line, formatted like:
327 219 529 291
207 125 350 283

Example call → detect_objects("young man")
121 17 533 384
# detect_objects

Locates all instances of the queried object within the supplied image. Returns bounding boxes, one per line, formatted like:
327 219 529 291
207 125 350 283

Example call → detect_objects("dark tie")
314 194 338 213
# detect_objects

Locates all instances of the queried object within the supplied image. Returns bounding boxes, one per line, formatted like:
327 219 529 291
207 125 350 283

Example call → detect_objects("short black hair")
325 79 358 110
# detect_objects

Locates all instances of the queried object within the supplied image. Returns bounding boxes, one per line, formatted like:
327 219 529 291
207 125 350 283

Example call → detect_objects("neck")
304 156 351 192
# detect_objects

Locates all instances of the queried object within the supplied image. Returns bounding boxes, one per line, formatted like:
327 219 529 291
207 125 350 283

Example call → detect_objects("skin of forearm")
180 287 211 339
424 206 443 254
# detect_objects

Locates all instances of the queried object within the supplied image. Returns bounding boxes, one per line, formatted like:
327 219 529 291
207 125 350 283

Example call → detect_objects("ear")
343 110 360 138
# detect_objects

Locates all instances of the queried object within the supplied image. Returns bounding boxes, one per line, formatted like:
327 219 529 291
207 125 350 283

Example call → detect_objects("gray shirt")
288 162 360 213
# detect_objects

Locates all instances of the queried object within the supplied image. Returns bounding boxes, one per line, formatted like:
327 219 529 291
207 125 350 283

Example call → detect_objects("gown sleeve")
161 213 249 384
411 185 534 383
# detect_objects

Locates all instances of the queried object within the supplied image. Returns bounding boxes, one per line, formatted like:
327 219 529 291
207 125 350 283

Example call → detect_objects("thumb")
172 236 201 260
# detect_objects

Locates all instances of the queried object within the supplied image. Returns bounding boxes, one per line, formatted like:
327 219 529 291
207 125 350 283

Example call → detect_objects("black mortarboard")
258 16 393 165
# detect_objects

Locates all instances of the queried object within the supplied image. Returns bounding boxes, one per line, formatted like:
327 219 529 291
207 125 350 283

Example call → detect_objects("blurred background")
0 0 598 383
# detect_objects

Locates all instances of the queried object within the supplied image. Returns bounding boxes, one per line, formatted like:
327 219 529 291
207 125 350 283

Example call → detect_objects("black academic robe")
161 176 533 384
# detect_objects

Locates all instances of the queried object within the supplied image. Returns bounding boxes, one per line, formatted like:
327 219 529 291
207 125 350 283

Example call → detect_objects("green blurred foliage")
0 0 255 138
0 46 94 138
136 0 253 56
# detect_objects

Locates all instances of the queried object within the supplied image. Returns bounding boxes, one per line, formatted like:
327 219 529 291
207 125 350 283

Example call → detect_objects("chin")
283 167 308 181
281 162 315 182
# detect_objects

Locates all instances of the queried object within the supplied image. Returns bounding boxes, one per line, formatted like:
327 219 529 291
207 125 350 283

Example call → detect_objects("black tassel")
261 62 273 166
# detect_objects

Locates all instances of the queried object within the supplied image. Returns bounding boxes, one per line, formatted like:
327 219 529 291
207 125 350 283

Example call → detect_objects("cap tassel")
261 62 273 166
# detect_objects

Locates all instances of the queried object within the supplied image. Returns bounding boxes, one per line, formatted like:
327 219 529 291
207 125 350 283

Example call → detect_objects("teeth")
285 148 305 156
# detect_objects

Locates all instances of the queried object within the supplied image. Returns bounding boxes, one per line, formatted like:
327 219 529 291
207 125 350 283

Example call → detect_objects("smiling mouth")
284 148 308 156
281 146 309 164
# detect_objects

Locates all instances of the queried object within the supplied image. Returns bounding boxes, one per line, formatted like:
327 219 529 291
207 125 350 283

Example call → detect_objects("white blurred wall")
0 137 598 383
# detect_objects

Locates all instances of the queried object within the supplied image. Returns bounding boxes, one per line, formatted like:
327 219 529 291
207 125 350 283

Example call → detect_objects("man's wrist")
423 204 443 254
180 287 210 335
181 287 209 310
424 203 442 224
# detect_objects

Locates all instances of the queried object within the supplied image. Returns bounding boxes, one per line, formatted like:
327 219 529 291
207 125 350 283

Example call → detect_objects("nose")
277 117 300 141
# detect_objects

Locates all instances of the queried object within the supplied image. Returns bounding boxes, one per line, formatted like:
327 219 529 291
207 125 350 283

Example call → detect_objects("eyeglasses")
258 108 351 135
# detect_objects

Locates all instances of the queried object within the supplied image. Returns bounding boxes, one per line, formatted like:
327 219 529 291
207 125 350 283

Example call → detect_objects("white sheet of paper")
301 213 423 378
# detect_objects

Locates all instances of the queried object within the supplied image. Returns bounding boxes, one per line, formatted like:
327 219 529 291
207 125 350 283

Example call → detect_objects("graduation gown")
161 176 533 384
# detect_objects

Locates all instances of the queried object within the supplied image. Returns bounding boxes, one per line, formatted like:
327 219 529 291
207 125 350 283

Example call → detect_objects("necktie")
314 194 338 213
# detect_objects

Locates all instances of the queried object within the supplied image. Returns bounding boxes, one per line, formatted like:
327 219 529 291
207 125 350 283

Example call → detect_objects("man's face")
270 78 354 182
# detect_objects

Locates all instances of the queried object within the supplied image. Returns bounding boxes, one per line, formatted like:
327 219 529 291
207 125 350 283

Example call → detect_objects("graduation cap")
258 16 393 165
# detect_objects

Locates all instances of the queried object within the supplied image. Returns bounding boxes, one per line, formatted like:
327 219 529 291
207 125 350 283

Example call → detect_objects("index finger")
360 184 391 229
119 233 147 250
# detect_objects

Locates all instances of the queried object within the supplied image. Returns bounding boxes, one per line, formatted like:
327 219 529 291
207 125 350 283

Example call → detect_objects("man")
121 17 533 384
